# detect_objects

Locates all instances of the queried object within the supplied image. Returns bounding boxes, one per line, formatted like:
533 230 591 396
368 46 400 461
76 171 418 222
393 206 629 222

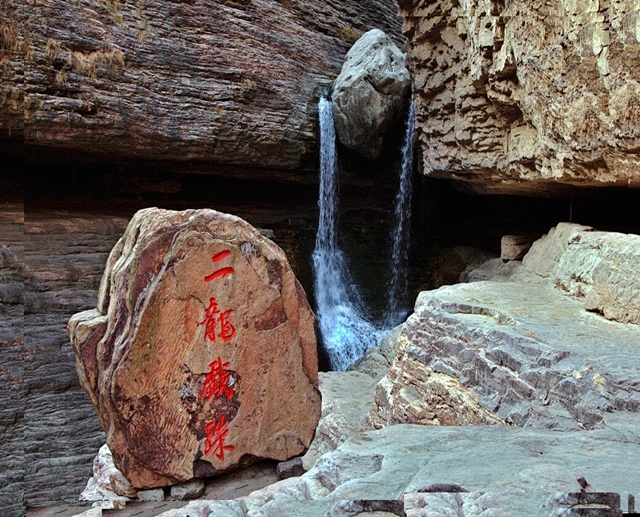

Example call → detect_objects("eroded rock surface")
372 224 640 430
80 444 136 509
22 211 129 508
69 208 321 488
164 421 640 516
369 332 505 428
0 203 25 517
400 0 640 194
4 0 402 175
302 371 378 470
332 29 411 159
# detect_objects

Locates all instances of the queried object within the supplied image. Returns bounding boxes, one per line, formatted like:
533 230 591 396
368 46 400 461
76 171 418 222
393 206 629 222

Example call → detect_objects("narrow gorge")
2 0 640 516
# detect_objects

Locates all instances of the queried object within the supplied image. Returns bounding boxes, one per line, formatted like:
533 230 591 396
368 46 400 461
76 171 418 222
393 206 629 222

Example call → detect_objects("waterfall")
387 98 415 325
312 96 383 371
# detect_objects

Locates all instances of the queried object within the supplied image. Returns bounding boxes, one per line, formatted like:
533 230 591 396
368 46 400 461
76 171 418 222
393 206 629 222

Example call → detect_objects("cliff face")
3 0 401 176
400 0 640 194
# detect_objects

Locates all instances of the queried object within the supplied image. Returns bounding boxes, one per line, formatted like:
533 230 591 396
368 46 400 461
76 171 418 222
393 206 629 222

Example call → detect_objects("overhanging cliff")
400 0 640 195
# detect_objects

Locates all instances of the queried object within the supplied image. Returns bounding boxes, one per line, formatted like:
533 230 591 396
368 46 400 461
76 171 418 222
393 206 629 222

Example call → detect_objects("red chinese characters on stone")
204 414 235 460
204 250 234 283
199 247 238 462
200 297 236 342
201 357 235 401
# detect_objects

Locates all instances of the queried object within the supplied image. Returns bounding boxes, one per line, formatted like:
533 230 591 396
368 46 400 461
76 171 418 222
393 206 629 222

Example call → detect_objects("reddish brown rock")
69 208 321 488
2 0 402 176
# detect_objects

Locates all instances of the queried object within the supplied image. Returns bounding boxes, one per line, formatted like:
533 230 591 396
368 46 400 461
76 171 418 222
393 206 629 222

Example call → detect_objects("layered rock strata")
400 0 640 194
69 208 321 488
332 29 411 159
21 212 130 508
0 204 25 517
371 223 640 430
3 0 401 175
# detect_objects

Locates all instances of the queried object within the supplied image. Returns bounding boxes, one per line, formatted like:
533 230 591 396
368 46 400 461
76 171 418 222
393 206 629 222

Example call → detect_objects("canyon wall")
1 0 401 177
400 0 640 194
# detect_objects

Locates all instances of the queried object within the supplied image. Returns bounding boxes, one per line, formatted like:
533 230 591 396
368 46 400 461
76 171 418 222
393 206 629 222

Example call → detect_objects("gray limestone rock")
238 422 640 517
277 457 305 480
302 371 378 470
378 223 640 431
170 479 205 501
137 488 165 502
332 29 411 159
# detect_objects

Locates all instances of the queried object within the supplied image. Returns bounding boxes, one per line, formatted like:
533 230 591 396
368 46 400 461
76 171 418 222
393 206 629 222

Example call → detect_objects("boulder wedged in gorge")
371 223 640 430
5 0 401 174
68 208 321 488
332 29 411 159
399 0 640 194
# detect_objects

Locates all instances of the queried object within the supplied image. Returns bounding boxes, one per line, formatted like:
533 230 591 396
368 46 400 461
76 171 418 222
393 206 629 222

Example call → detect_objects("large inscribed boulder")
68 208 321 488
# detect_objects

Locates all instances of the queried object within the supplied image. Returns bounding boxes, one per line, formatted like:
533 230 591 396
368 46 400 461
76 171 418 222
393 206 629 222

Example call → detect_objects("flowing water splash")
312 96 384 371
387 98 416 325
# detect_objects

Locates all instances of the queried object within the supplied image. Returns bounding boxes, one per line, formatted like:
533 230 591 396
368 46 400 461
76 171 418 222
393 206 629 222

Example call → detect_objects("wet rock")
348 325 402 381
69 208 321 488
332 29 411 159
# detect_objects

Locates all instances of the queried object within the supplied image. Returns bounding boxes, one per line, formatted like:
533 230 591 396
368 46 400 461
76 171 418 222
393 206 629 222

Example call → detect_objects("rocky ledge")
372 223 640 430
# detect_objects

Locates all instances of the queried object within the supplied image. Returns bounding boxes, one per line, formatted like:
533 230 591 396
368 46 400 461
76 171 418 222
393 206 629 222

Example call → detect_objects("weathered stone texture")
500 223 640 325
550 229 640 324
332 29 411 159
0 203 25 517
206 422 640 517
400 0 640 194
80 444 137 509
368 333 504 428
69 208 321 488
0 0 24 141
302 371 378 470
372 224 640 431
8 0 401 174
22 211 130 507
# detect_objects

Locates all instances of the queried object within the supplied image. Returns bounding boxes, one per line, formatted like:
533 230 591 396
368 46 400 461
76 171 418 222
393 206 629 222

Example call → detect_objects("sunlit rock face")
400 0 640 194
3 0 402 176
372 223 640 431
69 208 321 488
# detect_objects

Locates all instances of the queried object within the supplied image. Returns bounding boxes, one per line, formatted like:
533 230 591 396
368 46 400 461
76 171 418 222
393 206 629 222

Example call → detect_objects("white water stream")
387 98 415 325
312 96 385 371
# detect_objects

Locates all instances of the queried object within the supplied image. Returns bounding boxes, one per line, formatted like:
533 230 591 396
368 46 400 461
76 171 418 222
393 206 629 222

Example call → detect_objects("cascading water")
387 98 415 325
312 96 384 371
